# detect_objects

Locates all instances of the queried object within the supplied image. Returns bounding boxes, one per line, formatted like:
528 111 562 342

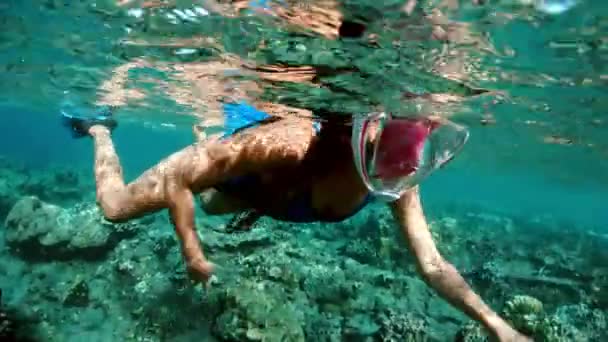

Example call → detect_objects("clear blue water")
0 0 607 341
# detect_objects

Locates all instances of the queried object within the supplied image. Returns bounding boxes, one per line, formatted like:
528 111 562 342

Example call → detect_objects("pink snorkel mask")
351 112 469 202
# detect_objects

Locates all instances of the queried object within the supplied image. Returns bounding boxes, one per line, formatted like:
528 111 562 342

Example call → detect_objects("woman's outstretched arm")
390 187 530 341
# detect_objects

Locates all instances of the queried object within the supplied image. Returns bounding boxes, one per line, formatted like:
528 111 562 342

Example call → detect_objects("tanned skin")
85 114 529 341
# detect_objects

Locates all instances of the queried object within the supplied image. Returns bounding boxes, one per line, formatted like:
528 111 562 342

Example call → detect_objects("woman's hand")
186 256 216 287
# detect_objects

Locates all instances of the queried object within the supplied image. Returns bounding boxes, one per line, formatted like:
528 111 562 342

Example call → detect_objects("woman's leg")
89 126 168 221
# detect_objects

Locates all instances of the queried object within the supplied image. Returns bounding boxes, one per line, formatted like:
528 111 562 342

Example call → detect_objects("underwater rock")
63 279 90 307
4 196 64 248
4 196 139 261
0 159 92 221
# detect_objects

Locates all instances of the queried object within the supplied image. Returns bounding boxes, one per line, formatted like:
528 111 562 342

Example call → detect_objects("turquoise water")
1 0 607 341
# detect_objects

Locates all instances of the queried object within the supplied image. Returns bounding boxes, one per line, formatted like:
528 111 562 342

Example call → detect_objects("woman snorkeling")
61 99 528 342
62 0 531 341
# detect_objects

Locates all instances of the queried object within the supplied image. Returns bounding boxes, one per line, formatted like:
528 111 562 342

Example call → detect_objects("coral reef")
457 295 607 342
0 158 606 341
503 296 606 342
212 280 306 341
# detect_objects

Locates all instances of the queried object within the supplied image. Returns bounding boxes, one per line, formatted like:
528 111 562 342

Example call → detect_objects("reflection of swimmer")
101 0 493 123
116 0 492 52
116 0 493 89
94 54 319 137
117 0 344 38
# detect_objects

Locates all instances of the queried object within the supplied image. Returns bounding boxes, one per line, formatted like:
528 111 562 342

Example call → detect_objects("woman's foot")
61 106 117 138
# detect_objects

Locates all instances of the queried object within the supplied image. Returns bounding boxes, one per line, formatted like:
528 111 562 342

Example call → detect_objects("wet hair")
315 114 354 159
309 119 354 171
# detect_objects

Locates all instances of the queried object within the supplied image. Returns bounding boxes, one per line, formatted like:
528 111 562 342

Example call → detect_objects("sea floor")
0 155 607 341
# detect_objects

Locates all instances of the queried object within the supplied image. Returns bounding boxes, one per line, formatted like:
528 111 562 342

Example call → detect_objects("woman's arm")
390 187 529 341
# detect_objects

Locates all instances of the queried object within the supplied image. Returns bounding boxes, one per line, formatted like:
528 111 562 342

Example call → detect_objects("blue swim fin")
61 106 117 138
222 101 270 136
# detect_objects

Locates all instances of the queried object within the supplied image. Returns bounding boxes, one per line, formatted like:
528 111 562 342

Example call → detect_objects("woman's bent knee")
97 192 131 223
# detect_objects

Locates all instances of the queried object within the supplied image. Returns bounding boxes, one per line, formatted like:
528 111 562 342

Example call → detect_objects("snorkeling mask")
351 112 469 202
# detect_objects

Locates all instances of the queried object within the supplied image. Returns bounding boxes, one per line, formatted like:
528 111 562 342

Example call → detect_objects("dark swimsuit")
215 174 372 223
213 102 372 223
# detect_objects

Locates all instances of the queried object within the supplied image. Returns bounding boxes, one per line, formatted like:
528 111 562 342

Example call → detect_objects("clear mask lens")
352 113 469 202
